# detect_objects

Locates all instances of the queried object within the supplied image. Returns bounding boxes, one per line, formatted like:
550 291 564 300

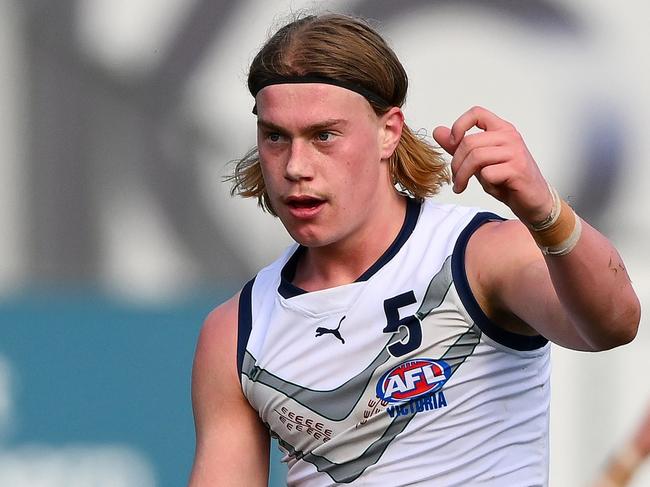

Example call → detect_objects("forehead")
255 83 376 126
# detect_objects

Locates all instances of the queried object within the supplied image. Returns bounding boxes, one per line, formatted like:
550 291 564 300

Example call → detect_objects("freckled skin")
256 84 384 246
254 83 406 288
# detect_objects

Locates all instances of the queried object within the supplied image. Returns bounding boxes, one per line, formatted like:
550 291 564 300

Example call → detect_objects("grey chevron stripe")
242 345 395 421
415 255 482 374
416 255 453 319
242 257 457 419
242 257 456 421
441 324 482 375
272 411 415 484
267 324 481 483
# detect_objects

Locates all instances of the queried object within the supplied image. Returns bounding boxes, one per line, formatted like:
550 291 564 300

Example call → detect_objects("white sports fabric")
238 199 551 486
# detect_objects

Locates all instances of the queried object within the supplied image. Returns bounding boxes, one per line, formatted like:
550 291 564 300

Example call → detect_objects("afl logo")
376 358 450 403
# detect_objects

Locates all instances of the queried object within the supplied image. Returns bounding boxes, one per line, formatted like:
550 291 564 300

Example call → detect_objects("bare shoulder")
467 218 533 250
197 295 240 354
193 293 241 391
465 218 540 286
189 293 271 486
464 218 543 335
191 292 247 432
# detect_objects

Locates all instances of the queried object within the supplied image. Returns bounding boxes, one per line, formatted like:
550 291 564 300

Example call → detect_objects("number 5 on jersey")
383 291 422 357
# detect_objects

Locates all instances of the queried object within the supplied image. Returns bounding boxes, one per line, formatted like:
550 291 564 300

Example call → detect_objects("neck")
293 193 408 291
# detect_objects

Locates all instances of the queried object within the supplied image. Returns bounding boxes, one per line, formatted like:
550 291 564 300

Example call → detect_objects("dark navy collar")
278 197 421 298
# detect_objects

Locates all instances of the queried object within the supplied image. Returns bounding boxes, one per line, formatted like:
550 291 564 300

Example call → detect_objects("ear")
379 107 404 160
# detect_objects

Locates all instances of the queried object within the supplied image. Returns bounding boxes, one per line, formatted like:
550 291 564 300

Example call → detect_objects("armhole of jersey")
451 212 549 351
237 277 256 382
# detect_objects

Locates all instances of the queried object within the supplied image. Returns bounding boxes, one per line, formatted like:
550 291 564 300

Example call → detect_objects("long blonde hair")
228 13 450 215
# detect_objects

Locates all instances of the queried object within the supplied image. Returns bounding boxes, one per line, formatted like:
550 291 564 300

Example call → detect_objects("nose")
284 140 313 181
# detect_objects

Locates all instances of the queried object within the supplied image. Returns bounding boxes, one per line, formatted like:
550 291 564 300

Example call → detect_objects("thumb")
432 126 456 155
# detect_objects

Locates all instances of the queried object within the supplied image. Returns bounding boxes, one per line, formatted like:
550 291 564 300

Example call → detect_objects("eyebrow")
257 118 348 133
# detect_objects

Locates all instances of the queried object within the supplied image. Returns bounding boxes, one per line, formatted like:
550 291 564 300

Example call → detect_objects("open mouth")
285 195 326 216
288 197 323 209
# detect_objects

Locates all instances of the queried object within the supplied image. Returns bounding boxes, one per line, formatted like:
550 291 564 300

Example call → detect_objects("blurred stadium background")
0 0 648 485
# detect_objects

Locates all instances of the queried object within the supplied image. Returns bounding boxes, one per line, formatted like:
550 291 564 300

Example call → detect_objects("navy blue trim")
279 246 308 298
278 197 421 299
237 277 256 380
451 212 549 351
358 197 420 282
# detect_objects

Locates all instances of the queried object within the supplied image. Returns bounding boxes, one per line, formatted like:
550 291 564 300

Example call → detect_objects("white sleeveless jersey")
237 199 551 486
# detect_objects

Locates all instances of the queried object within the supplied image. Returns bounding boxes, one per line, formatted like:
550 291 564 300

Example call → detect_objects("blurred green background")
0 291 286 486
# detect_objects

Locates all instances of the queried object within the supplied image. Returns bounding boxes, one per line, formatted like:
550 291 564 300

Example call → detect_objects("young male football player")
189 13 640 486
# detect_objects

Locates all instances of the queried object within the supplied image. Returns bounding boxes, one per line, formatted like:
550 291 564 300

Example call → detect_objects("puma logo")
315 316 346 344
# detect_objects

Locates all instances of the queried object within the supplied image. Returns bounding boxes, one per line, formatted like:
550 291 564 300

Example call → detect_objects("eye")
267 132 282 142
316 131 334 142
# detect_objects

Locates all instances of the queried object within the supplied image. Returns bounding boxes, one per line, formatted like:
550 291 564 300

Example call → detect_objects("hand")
433 106 553 225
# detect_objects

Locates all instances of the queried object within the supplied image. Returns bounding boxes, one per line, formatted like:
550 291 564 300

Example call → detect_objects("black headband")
251 75 391 114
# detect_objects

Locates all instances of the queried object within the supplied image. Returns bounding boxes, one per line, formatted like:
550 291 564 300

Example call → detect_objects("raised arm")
188 295 270 486
433 106 640 351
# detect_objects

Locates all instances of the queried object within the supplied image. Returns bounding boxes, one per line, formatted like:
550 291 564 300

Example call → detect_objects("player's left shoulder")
466 218 538 265
464 218 542 314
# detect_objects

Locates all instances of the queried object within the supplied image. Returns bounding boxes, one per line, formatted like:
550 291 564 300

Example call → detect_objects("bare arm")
188 295 270 486
434 106 640 351
465 218 638 350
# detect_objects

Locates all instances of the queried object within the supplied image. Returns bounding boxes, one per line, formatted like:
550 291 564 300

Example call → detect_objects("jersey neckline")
278 197 422 299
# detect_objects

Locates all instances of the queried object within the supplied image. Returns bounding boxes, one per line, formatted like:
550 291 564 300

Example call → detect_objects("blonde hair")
228 13 450 215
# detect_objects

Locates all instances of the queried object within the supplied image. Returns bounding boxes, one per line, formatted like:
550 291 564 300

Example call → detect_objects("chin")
278 215 322 246
290 233 326 248
287 227 334 248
